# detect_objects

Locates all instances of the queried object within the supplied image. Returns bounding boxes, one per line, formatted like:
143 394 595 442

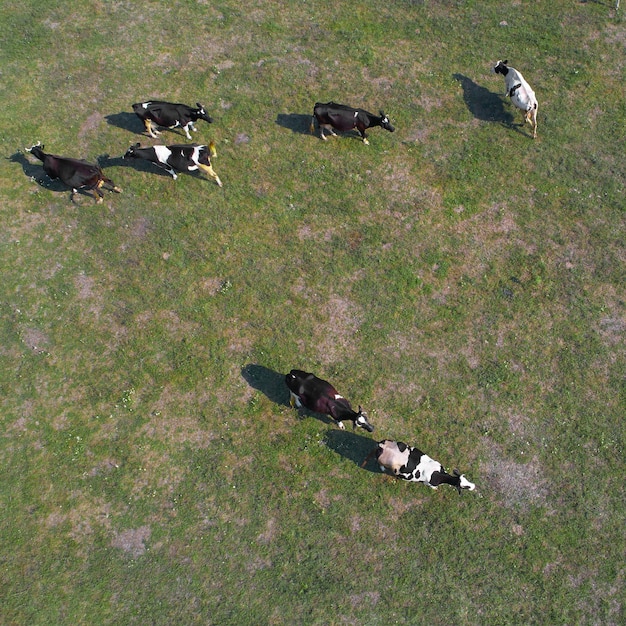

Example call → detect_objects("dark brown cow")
285 369 374 431
26 142 121 203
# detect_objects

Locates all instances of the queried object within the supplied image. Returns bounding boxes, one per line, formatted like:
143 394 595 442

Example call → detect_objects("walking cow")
285 369 374 432
132 101 214 140
493 60 538 138
25 142 121 203
310 102 395 144
123 142 222 186
362 439 476 493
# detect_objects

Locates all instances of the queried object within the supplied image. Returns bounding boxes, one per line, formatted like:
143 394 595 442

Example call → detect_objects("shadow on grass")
453 73 514 125
105 111 144 134
323 429 380 474
241 364 290 406
275 113 313 135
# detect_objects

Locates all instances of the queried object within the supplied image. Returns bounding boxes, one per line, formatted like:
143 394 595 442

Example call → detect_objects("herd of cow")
21 60 539 493
286 369 476 493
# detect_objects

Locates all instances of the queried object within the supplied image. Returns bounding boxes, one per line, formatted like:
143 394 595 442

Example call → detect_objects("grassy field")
1 0 624 624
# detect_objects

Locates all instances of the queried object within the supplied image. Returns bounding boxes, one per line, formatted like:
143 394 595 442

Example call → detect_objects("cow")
285 369 374 432
25 142 121 203
310 102 395 144
493 60 538 138
123 141 222 186
132 101 213 140
362 439 476 493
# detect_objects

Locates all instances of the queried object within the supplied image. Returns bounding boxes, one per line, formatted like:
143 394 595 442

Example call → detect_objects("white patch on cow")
334 394 344 400
290 392 302 408
153 145 172 164
415 455 442 486
354 111 358 117
187 146 202 170
142 102 150 108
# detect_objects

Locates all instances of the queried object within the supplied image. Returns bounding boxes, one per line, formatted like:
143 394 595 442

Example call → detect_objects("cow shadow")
275 113 313 135
241 364 290 406
453 73 514 125
323 429 380 474
105 111 143 134
9 151 78 194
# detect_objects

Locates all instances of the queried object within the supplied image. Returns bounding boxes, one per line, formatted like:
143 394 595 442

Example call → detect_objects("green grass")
1 0 625 624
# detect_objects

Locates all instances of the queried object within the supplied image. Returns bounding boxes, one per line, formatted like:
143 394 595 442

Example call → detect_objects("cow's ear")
196 102 203 108
503 59 508 65
134 142 140 148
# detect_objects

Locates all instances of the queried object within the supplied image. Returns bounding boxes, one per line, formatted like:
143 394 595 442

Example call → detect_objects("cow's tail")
361 445 379 469
208 141 217 158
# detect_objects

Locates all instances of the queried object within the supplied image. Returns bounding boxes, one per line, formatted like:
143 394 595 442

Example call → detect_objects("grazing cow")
493 60 538 138
310 102 395 144
285 369 374 432
132 101 213 140
25 142 121 203
362 439 476 493
123 141 222 186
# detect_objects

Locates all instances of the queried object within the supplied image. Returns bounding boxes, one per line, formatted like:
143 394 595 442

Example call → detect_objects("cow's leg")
198 163 222 187
526 108 537 138
183 123 193 140
93 181 105 203
145 119 160 138
289 392 302 408
157 164 177 179
319 124 336 140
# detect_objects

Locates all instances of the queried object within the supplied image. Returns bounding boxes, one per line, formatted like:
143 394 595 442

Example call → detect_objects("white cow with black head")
493 60 538 138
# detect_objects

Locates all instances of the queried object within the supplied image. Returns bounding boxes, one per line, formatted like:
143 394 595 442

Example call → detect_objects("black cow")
362 440 476 493
123 142 222 186
25 142 121 203
132 101 213 140
310 101 395 144
285 369 374 432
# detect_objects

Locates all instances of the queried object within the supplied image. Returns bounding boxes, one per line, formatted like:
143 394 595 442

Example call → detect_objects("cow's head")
25 141 43 153
196 103 214 123
123 143 141 159
493 60 509 76
354 406 374 432
379 111 395 133
453 468 476 493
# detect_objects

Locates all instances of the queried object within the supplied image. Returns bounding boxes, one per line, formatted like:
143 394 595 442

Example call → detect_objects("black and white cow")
362 439 476 493
25 142 121 203
132 101 213 140
493 60 538 138
123 142 222 186
285 369 374 432
310 102 395 144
